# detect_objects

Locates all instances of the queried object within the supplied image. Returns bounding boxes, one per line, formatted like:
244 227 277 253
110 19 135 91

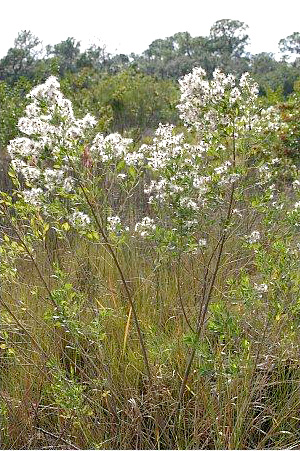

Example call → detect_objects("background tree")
251 52 300 97
209 19 250 73
61 68 179 136
279 32 300 56
0 30 41 82
209 19 249 57
46 37 81 75
76 43 111 71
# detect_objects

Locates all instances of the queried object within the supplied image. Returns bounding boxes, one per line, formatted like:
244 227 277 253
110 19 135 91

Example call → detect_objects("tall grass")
1 226 300 449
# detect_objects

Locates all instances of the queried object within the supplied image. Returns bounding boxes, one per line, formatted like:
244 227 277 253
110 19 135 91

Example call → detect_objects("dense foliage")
0 19 299 155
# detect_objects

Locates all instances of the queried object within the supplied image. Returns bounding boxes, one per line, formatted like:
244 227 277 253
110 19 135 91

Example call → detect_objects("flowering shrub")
5 76 146 237
3 68 300 273
1 69 300 449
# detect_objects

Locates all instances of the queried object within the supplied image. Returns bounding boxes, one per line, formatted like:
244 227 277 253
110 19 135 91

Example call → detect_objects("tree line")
1 20 299 91
0 19 299 150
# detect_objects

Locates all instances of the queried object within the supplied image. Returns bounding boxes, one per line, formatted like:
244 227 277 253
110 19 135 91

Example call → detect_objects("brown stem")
175 124 239 411
176 256 195 334
177 181 236 408
2 207 58 309
77 180 152 385
0 296 50 361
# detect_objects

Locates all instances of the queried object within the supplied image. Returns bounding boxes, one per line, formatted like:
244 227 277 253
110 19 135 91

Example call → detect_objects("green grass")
1 232 300 449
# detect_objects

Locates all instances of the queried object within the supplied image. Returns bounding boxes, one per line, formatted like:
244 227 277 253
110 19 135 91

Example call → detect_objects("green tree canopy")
279 32 300 56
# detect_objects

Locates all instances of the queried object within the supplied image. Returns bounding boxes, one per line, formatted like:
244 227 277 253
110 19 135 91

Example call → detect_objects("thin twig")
34 426 80 450
76 176 152 385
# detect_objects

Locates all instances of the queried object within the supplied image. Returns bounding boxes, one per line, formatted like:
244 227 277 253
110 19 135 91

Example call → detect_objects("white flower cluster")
294 201 300 210
106 215 130 235
135 217 156 237
214 161 231 175
140 123 211 209
259 106 282 132
147 124 184 169
257 158 284 189
69 211 91 229
139 69 274 228
16 76 96 147
107 215 121 233
254 283 268 296
22 187 44 206
177 68 259 136
7 76 99 204
246 230 261 244
141 124 208 170
90 132 143 166
198 238 207 247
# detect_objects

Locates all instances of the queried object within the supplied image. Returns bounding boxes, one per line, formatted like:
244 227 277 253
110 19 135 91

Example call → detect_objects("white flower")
214 161 231 175
124 151 144 166
7 137 38 159
63 176 74 193
232 208 242 217
22 188 43 206
135 217 156 237
20 165 41 182
66 126 82 139
180 198 199 211
76 113 97 129
271 158 280 165
44 168 64 191
177 67 259 133
90 133 132 162
198 238 207 247
294 202 300 210
69 211 91 229
254 283 268 293
219 173 240 186
107 216 121 232
11 158 27 172
247 230 260 244
229 87 241 105
185 219 197 229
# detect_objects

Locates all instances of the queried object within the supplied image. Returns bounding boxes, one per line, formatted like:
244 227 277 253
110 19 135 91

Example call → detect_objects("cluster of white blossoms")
17 76 97 147
107 215 121 231
8 69 289 246
140 123 211 209
254 283 268 296
7 76 146 216
22 187 44 206
138 68 276 230
143 124 184 169
246 231 261 244
198 238 207 248
177 67 260 137
135 217 156 237
7 76 98 205
69 211 91 229
214 160 241 187
90 132 144 167
106 215 130 235
214 160 231 175
294 201 300 210
141 123 208 169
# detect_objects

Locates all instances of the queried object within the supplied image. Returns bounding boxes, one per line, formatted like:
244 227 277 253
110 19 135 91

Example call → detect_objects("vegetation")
1 20 300 450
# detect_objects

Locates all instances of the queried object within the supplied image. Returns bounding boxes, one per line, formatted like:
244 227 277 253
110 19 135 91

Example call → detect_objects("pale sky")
1 0 299 59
